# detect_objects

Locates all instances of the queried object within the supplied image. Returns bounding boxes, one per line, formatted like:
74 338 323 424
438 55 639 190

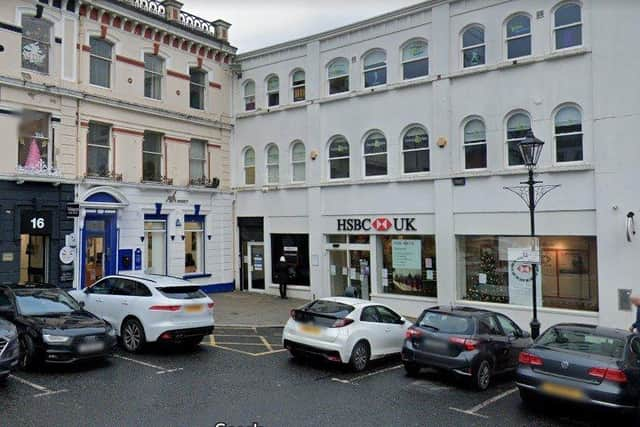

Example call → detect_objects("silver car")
0 318 19 382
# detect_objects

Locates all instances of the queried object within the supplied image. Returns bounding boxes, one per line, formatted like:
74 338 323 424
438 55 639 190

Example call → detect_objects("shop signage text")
336 217 416 232
20 211 52 235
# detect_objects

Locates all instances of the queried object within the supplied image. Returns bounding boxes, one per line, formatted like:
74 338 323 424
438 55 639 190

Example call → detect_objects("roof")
424 305 493 316
104 274 194 287
319 297 372 306
547 323 632 338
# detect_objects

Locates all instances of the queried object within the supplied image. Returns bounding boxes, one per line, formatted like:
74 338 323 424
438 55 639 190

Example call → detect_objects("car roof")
545 323 632 338
316 297 372 307
423 305 493 317
101 274 196 288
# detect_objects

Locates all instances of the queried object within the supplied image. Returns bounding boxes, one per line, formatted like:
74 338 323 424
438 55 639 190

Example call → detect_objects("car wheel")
472 359 492 391
404 362 421 377
349 341 370 372
121 318 146 353
19 335 37 370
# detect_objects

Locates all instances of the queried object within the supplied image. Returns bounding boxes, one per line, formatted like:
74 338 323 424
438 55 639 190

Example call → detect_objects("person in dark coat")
275 255 289 299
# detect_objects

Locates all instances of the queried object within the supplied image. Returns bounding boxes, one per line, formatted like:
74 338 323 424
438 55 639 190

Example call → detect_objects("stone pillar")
161 0 183 23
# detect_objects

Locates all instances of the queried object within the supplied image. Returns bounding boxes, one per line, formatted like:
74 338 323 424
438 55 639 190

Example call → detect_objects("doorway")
247 242 265 291
328 248 371 300
82 214 117 287
19 234 48 283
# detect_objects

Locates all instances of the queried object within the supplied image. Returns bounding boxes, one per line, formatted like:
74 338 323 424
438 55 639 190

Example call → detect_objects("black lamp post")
519 130 545 339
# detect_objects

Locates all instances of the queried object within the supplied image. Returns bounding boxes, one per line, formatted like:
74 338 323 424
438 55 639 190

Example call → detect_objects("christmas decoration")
24 138 43 169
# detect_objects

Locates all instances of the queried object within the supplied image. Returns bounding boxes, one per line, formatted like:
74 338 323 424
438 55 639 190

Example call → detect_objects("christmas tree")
24 138 42 169
466 249 507 303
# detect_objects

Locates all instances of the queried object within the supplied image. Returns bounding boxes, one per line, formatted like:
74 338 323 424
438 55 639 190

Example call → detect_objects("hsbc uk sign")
336 217 417 232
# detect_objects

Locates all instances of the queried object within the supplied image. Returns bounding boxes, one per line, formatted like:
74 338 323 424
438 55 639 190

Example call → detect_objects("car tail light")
588 367 627 383
331 318 354 328
149 305 181 311
518 351 544 366
207 302 215 309
449 336 478 351
405 328 423 339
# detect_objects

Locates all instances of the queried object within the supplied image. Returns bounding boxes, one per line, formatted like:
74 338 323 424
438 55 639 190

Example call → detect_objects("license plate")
541 382 584 400
78 342 105 354
300 324 321 335
185 305 203 313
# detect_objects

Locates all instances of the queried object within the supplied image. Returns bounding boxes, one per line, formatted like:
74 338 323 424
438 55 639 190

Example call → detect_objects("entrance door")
19 234 48 283
248 243 265 291
83 215 116 287
329 248 371 299
329 250 349 296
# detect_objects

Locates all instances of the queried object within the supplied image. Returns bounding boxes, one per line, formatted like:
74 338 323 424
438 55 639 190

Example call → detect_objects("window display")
380 235 437 297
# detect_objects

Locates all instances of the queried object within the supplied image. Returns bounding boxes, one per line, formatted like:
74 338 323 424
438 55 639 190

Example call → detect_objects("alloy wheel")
478 360 491 390
353 343 368 371
124 322 141 351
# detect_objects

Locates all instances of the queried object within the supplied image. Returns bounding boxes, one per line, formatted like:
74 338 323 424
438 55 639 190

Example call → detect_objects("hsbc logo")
336 217 417 232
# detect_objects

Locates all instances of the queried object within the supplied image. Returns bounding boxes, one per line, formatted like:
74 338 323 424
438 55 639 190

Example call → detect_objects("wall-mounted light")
170 235 175 241
207 235 212 240
181 235 185 240
140 236 145 242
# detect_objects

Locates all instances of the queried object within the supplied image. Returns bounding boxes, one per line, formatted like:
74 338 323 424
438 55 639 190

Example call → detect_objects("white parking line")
449 387 518 418
331 364 403 384
9 374 68 398
113 354 183 375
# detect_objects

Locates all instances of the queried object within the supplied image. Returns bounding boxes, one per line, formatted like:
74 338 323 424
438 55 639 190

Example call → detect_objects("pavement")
210 291 307 326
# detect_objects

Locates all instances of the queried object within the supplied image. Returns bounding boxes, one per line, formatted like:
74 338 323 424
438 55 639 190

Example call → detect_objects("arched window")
328 137 350 179
328 58 349 95
463 119 487 169
554 3 582 50
402 126 429 173
265 144 279 184
363 132 387 176
21 15 52 74
267 75 280 107
462 26 485 68
555 106 583 162
506 112 531 166
506 14 531 59
244 80 255 111
243 147 255 185
90 37 113 88
363 50 387 88
402 40 429 79
292 70 306 102
291 141 306 182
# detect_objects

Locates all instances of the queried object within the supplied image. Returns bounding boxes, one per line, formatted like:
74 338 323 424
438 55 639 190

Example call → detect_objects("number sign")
20 211 52 235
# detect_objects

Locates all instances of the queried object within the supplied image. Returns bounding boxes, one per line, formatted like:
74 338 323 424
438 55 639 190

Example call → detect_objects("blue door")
82 214 117 288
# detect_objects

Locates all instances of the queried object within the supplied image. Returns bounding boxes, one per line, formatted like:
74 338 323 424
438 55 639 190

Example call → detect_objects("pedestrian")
630 295 640 333
275 255 289 299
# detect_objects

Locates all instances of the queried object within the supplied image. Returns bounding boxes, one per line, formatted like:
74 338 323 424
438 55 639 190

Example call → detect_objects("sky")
183 0 423 53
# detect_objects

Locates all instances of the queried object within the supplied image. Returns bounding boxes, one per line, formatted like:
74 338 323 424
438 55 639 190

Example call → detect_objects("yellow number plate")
184 305 203 313
541 383 584 400
300 324 321 335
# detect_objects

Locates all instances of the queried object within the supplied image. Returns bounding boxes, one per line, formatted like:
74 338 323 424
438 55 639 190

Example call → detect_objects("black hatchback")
516 324 640 418
401 306 532 390
0 284 117 368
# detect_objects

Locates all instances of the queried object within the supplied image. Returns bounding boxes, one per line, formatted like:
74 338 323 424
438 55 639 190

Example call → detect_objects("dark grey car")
516 323 640 419
401 306 532 390
0 318 19 382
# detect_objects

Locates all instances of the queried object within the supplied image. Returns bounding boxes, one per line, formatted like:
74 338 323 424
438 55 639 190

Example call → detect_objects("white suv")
70 274 214 352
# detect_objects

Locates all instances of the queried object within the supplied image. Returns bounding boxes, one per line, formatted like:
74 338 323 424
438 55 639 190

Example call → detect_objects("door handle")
121 302 128 306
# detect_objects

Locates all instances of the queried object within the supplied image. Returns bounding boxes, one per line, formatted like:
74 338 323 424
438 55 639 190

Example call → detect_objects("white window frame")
553 2 583 51
265 143 279 184
505 111 532 168
189 68 207 110
144 53 164 100
362 50 387 88
291 70 306 103
327 58 349 96
189 139 207 181
401 39 429 80
266 75 280 107
462 118 487 170
327 136 350 180
86 122 112 177
553 104 584 165
89 37 113 88
505 14 532 60
461 25 486 69
401 125 430 175
243 146 256 186
21 15 52 75
362 131 388 178
244 80 256 111
184 219 205 275
290 141 306 183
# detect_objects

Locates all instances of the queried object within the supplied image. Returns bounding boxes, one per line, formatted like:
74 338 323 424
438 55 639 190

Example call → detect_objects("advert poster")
391 240 422 292
508 248 542 307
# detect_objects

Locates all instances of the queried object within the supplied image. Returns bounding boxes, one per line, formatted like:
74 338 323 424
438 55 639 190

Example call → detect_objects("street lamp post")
505 130 558 339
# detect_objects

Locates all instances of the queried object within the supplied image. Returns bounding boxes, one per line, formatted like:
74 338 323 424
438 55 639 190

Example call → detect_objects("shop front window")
380 236 437 298
18 111 52 174
184 217 205 274
144 220 166 275
270 234 310 287
456 235 598 312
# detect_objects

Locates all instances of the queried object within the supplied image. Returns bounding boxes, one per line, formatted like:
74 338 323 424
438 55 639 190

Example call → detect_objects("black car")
0 318 19 382
0 283 117 368
516 323 640 418
401 306 532 390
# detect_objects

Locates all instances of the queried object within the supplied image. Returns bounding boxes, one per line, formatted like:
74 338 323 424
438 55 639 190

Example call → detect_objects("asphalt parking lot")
0 328 634 427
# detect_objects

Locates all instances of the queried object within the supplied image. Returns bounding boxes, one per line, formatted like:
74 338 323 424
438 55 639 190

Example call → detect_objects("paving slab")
208 291 307 326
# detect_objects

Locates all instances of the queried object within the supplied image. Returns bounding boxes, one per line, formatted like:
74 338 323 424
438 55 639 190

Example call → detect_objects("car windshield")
537 327 626 359
14 289 81 316
419 311 475 335
304 300 354 319
157 286 207 300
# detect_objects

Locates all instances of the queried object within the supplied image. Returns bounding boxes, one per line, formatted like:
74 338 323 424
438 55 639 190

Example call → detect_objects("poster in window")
391 239 422 292
558 250 588 275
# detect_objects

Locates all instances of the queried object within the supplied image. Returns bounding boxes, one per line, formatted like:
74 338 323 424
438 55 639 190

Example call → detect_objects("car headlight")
42 334 72 344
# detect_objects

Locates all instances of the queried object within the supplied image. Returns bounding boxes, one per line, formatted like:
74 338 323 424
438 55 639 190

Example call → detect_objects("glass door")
329 250 349 296
328 248 371 299
349 249 371 300
248 243 265 291
19 234 48 283
83 215 116 287
144 220 166 275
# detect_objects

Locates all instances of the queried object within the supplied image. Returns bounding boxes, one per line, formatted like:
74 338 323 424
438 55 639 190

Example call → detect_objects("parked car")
0 318 19 382
283 297 410 371
70 274 214 353
401 306 532 390
516 323 640 418
0 283 116 369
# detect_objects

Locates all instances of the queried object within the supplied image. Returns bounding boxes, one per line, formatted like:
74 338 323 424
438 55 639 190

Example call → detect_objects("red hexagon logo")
371 217 392 232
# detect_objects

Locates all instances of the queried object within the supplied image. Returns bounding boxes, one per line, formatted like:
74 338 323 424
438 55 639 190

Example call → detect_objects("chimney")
212 19 231 42
161 0 183 23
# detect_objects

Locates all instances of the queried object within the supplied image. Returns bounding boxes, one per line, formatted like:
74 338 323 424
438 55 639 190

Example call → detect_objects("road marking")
113 354 183 375
209 334 216 346
331 364 403 384
9 374 68 398
449 387 518 418
259 335 274 352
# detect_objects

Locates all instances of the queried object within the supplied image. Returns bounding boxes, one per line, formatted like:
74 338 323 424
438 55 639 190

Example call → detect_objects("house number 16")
30 218 45 229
